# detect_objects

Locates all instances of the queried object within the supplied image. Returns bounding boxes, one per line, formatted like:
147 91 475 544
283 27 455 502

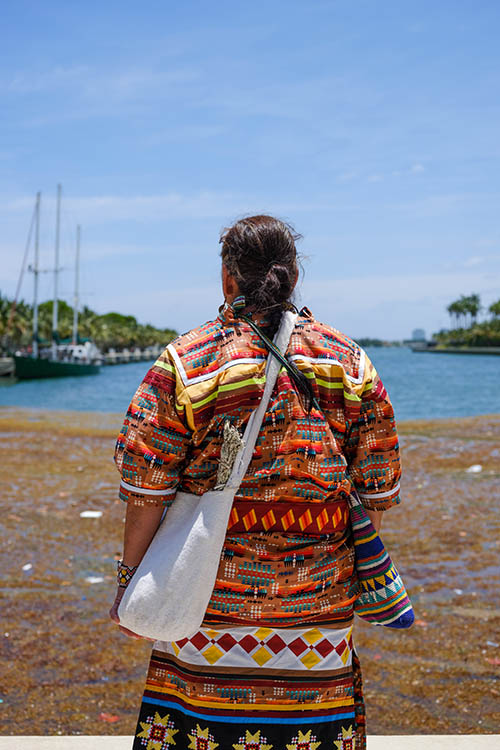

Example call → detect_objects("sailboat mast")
5 200 36 344
72 225 80 346
32 192 41 358
52 183 61 359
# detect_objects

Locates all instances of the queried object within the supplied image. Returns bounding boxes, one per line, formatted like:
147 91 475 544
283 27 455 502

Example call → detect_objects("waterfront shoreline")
411 345 500 355
0 346 161 377
1 346 499 420
0 407 499 735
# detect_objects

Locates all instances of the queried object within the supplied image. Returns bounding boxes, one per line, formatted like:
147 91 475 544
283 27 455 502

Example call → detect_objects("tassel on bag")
215 420 245 490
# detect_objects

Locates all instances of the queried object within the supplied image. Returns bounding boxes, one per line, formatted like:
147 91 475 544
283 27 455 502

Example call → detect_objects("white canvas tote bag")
118 310 297 642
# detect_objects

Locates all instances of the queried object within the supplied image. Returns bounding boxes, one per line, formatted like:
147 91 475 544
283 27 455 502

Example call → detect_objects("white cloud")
4 64 199 100
3 63 202 126
198 73 355 125
6 65 90 93
1 58 354 131
337 171 357 183
0 238 155 291
1 191 252 224
463 256 486 268
461 254 500 269
0 190 363 226
335 162 427 186
300 268 500 339
91 281 222 333
142 124 227 146
80 67 199 104
387 192 490 218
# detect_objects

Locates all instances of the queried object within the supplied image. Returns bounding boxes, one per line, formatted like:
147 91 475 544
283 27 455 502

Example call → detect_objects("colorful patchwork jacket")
114 307 401 536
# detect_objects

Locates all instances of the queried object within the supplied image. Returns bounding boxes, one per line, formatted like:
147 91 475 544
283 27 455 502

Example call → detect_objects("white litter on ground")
465 464 482 473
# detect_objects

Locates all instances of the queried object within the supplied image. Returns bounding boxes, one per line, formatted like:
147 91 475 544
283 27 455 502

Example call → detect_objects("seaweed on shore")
0 407 499 735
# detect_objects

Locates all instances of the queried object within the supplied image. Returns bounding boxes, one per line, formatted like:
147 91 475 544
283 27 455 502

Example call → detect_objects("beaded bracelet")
117 560 138 588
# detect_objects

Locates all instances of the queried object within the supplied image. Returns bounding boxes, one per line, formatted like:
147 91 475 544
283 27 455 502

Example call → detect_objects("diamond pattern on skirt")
266 634 286 654
190 632 210 651
161 625 353 671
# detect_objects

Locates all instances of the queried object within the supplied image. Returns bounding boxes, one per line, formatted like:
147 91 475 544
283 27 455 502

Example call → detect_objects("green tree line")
0 293 177 352
434 293 500 347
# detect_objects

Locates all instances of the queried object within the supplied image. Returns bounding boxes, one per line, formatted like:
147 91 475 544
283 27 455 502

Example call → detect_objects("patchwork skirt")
132 623 366 750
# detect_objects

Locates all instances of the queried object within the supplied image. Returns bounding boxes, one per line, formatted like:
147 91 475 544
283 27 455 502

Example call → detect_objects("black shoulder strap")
237 312 320 413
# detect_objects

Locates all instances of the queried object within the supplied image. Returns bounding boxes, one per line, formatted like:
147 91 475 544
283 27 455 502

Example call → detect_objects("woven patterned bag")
349 489 414 628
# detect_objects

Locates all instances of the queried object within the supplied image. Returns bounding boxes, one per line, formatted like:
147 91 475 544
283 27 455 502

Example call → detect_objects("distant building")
412 328 426 341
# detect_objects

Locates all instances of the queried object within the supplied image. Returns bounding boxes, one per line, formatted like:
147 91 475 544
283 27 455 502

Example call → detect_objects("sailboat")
13 187 101 379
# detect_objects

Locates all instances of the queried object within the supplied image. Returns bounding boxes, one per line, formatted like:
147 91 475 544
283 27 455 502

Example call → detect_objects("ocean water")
0 347 499 422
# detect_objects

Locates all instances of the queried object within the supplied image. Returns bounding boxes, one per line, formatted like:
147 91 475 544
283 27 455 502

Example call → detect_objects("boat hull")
14 356 99 379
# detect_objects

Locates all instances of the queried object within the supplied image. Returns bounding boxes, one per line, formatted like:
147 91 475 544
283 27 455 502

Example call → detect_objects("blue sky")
1 0 499 340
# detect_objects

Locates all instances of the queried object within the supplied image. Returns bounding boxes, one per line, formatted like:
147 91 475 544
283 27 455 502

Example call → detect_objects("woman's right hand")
110 503 164 641
109 585 125 624
109 586 155 641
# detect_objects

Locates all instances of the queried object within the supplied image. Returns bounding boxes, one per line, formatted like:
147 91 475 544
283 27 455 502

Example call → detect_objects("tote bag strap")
225 310 298 491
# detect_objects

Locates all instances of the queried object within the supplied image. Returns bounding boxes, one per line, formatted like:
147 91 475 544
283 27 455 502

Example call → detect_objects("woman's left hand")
109 586 155 641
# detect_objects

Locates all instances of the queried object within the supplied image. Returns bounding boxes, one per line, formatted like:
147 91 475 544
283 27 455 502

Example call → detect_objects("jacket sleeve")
343 350 402 510
114 348 193 507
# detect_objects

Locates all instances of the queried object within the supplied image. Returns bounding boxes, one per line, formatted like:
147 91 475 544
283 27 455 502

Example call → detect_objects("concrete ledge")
369 739 499 749
0 737 498 749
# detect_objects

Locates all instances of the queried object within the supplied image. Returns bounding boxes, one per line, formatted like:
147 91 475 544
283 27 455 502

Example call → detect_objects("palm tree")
38 299 75 343
77 305 99 343
0 293 10 336
456 295 470 327
447 300 460 328
448 294 481 328
13 300 33 346
0 293 33 350
489 299 500 318
463 293 481 325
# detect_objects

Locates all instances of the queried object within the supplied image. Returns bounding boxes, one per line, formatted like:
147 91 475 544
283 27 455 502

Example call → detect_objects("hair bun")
220 215 300 315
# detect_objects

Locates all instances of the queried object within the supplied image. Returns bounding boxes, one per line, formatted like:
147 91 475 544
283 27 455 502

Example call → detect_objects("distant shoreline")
410 344 500 356
1 345 500 421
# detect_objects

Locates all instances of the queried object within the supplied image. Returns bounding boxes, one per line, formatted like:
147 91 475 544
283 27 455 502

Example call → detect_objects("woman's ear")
222 264 240 302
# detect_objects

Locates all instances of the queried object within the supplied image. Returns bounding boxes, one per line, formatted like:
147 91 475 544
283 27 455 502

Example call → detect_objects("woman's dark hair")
220 215 301 316
220 215 317 412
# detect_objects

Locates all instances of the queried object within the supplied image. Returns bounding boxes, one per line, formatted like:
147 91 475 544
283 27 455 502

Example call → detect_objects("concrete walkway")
0 737 497 749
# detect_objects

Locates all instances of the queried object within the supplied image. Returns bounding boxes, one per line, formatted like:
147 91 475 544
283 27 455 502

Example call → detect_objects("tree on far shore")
437 293 500 347
489 299 500 318
446 293 481 328
0 292 177 352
